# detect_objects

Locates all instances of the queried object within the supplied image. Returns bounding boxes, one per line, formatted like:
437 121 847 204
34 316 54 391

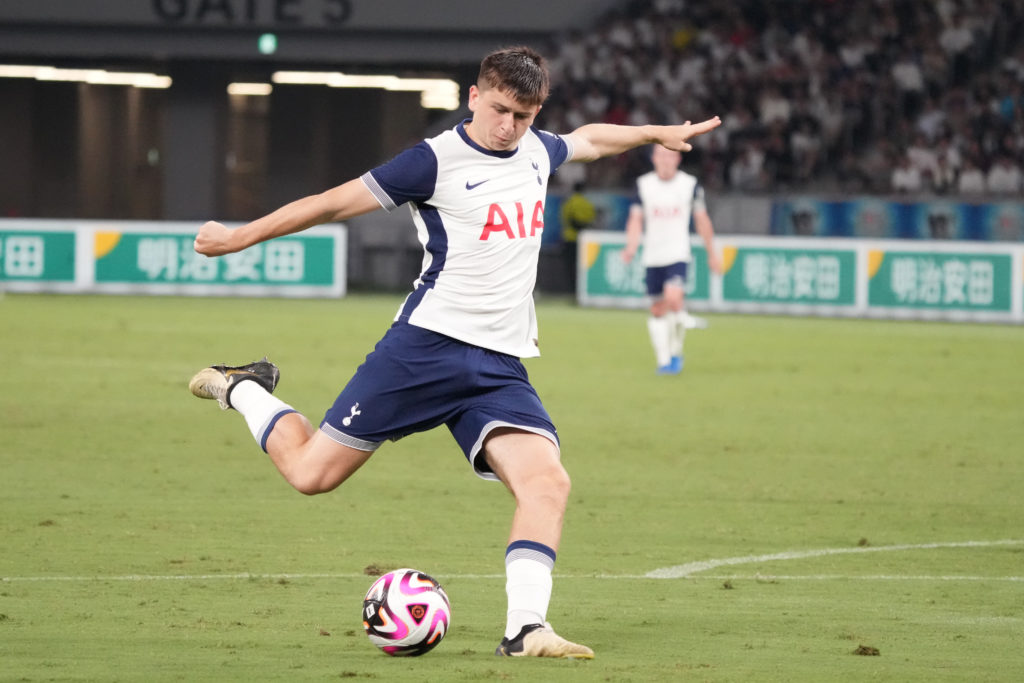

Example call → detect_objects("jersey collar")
456 119 519 158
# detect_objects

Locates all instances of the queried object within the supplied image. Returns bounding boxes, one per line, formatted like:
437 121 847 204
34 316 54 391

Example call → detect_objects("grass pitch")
1 293 1022 682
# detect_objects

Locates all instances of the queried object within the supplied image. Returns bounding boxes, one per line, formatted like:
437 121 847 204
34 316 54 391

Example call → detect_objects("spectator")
957 156 987 194
758 84 792 127
915 96 948 142
890 48 927 119
930 154 958 194
936 135 963 175
985 154 1024 195
907 133 940 179
939 11 976 85
790 118 822 183
729 141 768 191
891 153 924 193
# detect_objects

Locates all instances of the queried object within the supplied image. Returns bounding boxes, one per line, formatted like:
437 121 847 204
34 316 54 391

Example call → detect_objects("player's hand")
658 117 722 152
708 249 724 275
193 221 234 256
621 248 635 264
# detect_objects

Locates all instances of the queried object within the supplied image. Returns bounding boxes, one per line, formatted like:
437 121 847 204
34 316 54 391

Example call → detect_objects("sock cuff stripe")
259 408 297 452
505 540 556 568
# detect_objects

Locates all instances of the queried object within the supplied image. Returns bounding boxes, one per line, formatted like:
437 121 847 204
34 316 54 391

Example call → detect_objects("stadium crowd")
538 0 1024 197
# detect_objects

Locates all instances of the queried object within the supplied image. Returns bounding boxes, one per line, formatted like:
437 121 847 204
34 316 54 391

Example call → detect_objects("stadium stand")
537 0 1024 197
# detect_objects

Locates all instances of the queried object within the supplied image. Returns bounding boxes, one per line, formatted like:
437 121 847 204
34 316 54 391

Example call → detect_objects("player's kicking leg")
189 359 372 494
484 429 594 659
188 357 280 409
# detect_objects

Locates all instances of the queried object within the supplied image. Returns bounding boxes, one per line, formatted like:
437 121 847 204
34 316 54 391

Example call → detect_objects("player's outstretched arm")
622 205 644 263
694 210 722 274
194 178 381 256
566 117 721 163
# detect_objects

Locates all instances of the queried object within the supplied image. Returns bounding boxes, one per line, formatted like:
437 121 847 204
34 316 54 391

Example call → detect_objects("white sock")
670 310 687 357
229 380 296 452
505 542 555 639
647 315 672 367
681 311 707 329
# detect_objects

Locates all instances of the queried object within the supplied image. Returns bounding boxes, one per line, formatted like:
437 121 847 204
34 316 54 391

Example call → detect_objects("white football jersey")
633 170 707 267
361 121 571 358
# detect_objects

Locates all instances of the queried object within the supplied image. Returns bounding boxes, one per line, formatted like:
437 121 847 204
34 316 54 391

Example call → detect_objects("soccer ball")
361 568 451 656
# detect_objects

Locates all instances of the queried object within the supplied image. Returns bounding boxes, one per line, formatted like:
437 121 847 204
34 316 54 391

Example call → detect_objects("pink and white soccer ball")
361 568 451 656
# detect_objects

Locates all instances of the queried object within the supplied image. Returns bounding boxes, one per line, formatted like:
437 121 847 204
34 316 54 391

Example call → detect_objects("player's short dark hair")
477 46 549 106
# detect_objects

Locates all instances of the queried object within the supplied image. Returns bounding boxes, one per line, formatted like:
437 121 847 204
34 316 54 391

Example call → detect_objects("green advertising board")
866 249 1012 312
579 234 709 307
720 245 857 306
0 230 76 283
578 232 1023 324
93 231 336 287
0 220 346 297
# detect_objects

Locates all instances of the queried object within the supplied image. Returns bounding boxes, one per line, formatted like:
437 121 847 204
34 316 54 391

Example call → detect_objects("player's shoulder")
637 170 659 186
424 124 461 150
674 169 699 183
525 126 568 151
672 170 700 193
528 126 562 142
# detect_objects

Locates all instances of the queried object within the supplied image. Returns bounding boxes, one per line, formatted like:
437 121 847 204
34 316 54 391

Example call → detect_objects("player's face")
466 85 542 152
651 145 682 180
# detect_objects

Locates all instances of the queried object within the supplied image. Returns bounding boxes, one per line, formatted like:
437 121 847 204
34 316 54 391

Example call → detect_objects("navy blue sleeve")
693 183 708 212
360 141 437 211
533 128 570 172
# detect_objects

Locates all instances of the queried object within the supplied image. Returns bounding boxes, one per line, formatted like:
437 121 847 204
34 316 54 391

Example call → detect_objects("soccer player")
622 144 722 375
189 46 719 658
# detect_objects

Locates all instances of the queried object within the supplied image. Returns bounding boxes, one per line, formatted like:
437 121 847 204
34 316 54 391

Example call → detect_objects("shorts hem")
469 420 560 481
319 422 381 452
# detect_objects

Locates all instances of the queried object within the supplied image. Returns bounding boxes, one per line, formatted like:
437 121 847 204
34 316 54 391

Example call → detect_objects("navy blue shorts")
319 322 558 480
645 261 689 296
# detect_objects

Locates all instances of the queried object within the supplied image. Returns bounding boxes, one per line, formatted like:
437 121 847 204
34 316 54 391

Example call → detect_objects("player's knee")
555 468 572 504
537 463 572 506
291 479 329 496
288 470 343 496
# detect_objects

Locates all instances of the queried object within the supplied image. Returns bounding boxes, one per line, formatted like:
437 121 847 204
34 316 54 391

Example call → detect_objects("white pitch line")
701 574 1024 582
645 539 1024 579
4 540 1023 584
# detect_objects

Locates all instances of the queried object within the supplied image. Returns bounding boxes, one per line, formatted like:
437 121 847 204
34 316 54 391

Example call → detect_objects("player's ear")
467 84 480 112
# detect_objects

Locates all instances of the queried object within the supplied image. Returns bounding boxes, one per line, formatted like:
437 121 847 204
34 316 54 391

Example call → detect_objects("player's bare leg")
485 429 568 550
648 281 685 374
263 418 374 495
485 429 594 659
663 282 686 372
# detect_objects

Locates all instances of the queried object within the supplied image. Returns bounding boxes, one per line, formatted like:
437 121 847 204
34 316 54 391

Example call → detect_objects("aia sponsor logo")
479 201 545 240
652 206 684 218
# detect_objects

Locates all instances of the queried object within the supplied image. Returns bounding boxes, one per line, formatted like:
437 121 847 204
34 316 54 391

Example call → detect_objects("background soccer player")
622 144 722 375
189 46 720 658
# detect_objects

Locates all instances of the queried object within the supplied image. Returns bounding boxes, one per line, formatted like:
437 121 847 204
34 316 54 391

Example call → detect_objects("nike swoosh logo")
465 179 490 190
